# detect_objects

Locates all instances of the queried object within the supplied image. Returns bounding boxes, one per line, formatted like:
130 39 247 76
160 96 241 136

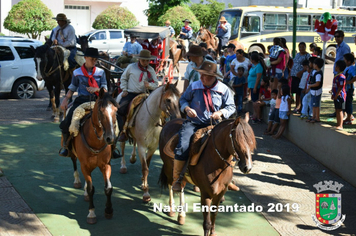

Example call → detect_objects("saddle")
163 125 214 166
51 46 85 71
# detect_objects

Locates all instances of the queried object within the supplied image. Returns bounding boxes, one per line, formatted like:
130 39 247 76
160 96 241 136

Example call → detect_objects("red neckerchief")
184 26 191 31
137 62 152 82
81 64 99 96
203 79 218 112
218 23 225 29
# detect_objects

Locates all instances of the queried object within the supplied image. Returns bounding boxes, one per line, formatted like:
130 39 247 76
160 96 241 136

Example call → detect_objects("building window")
65 5 90 10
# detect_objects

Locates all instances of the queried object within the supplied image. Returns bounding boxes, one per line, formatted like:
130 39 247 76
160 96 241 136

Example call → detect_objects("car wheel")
11 79 37 99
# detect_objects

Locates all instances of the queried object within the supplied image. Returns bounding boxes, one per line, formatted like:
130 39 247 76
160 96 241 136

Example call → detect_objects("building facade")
0 0 148 37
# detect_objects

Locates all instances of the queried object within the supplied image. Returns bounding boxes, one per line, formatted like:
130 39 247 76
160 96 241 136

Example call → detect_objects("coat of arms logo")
312 180 346 230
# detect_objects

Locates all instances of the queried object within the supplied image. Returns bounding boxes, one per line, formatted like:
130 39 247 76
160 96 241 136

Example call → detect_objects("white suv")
0 37 45 99
81 29 126 56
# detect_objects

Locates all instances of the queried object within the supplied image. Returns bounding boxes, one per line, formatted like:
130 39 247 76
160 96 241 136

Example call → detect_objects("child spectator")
306 58 324 123
264 89 278 134
309 42 317 57
223 43 237 83
253 77 271 123
232 66 246 113
297 60 310 114
331 60 347 129
273 85 292 139
314 47 322 58
269 37 286 90
343 53 356 125
299 57 315 119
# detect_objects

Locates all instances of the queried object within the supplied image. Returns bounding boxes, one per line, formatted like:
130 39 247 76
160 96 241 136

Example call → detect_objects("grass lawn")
319 99 356 134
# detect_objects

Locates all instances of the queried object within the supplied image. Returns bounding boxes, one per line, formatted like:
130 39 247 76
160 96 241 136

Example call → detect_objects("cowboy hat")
186 45 207 57
165 20 171 25
193 61 223 78
135 49 157 60
53 13 69 21
219 16 227 22
182 19 192 23
82 48 100 58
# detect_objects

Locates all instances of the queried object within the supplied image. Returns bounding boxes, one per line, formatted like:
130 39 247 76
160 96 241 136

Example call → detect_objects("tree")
190 0 225 30
92 5 139 30
157 5 200 37
3 0 56 39
145 0 190 26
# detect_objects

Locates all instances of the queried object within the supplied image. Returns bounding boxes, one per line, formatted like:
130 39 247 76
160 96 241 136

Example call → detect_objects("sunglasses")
334 35 342 38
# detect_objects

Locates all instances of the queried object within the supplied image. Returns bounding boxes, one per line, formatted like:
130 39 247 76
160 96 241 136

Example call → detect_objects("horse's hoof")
87 217 97 224
193 186 200 192
177 215 185 225
84 195 90 202
220 196 225 203
168 211 175 217
120 167 127 174
73 182 82 189
210 233 217 236
142 196 151 203
130 157 136 164
105 211 113 219
53 118 60 123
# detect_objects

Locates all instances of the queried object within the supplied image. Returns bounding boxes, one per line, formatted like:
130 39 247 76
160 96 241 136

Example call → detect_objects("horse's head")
31 44 50 81
231 113 256 174
95 88 118 145
78 35 89 52
160 81 181 119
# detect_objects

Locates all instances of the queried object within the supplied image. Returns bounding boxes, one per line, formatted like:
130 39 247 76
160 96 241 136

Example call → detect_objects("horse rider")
172 60 236 192
182 45 222 91
116 34 143 67
50 13 77 69
59 48 108 157
178 19 193 53
215 16 231 56
165 20 175 38
116 50 159 142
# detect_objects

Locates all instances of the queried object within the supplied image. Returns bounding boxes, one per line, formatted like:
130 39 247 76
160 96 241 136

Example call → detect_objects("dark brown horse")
69 88 118 224
196 27 219 53
159 116 256 236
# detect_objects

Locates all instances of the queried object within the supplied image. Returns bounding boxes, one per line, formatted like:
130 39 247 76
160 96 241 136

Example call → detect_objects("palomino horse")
118 82 181 202
196 27 219 52
158 116 256 236
69 88 118 224
31 41 70 122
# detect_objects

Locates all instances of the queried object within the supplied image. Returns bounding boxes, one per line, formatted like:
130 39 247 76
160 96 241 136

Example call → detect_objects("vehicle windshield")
220 10 242 39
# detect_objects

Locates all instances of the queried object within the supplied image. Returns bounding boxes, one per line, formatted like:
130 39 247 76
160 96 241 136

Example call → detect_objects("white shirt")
230 57 251 79
299 71 309 89
280 95 290 112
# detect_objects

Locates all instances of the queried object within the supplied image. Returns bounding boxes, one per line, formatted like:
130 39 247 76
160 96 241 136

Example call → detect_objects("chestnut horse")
69 88 118 224
158 116 256 236
118 82 181 202
196 27 219 52
169 40 186 79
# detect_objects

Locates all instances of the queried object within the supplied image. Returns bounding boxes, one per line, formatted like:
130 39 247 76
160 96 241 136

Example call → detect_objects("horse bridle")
211 120 241 168
145 88 172 127
42 46 63 78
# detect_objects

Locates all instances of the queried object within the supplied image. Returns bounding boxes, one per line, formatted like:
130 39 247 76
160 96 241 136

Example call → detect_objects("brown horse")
196 27 219 52
69 88 118 224
158 116 256 236
169 40 186 79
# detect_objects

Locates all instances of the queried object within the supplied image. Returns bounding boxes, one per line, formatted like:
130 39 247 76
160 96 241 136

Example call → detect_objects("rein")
43 47 63 78
145 87 170 127
210 119 240 168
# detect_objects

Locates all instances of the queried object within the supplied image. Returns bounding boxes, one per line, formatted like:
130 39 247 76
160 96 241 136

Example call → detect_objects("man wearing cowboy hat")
164 20 175 38
178 19 193 53
51 13 77 69
183 45 222 91
215 16 231 56
117 34 143 68
59 48 108 157
116 49 159 142
171 60 236 192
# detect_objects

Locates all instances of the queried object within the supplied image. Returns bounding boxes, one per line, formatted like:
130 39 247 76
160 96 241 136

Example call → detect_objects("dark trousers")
67 47 77 69
217 36 229 54
117 92 140 131
345 89 354 115
59 95 95 133
174 120 209 161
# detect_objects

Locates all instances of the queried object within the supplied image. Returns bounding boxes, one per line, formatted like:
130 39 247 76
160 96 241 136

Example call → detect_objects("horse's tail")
158 165 169 190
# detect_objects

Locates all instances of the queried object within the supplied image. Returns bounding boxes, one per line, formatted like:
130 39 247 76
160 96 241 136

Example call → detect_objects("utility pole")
292 0 297 57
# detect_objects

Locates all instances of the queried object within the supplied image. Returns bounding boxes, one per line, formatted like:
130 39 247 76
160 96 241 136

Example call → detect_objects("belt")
79 95 97 100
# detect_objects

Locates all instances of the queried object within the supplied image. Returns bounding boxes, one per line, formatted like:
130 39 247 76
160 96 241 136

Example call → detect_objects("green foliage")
190 0 225 30
3 0 56 39
92 5 139 29
0 32 5 36
145 0 190 25
228 3 234 8
157 5 200 37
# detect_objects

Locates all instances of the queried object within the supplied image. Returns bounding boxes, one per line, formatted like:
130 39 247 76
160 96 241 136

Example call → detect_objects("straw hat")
135 49 157 60
219 16 227 22
186 45 207 57
193 61 222 78
53 13 69 21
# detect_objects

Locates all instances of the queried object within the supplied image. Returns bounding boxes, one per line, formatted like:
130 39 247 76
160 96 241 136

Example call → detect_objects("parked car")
0 36 45 99
80 29 126 56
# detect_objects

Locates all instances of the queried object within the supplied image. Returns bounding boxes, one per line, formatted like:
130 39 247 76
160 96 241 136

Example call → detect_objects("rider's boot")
59 132 70 157
111 141 122 159
172 159 186 192
117 115 128 142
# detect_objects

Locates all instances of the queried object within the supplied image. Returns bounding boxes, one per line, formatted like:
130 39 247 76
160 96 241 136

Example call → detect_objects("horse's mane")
164 83 180 97
35 44 49 55
98 92 118 108
214 118 256 153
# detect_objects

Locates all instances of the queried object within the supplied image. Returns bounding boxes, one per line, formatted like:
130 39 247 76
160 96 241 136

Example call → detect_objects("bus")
219 6 356 62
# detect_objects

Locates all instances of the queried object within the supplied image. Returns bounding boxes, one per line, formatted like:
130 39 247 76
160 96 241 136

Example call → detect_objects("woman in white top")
273 85 292 139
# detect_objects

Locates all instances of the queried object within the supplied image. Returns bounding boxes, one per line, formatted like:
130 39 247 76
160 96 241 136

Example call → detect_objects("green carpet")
0 123 278 236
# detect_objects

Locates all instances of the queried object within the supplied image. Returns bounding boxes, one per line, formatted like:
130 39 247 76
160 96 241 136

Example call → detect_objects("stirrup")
58 147 69 157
